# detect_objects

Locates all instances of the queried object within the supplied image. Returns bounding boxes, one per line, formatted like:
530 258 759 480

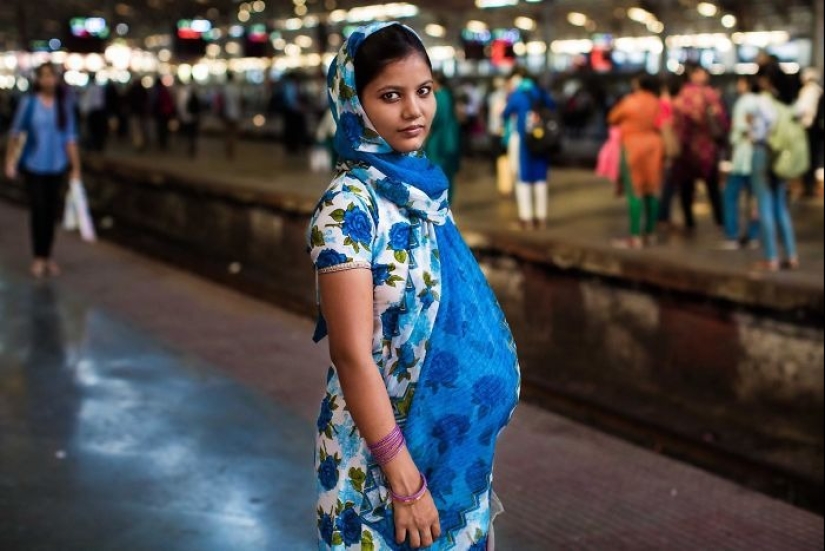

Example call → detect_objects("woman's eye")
382 92 401 102
419 87 433 97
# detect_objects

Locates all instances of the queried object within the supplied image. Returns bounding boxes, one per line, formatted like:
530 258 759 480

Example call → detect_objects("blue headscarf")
327 22 450 212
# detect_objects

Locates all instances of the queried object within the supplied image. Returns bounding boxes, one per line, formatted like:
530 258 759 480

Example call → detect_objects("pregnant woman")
307 23 521 550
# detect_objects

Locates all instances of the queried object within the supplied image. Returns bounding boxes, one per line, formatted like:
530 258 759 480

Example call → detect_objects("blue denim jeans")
723 173 760 242
752 146 798 262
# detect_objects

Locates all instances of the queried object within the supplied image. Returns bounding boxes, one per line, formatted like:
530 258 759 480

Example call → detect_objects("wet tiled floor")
0 270 316 551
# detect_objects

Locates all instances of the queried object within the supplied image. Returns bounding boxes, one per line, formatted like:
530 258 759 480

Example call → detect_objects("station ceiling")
0 0 817 49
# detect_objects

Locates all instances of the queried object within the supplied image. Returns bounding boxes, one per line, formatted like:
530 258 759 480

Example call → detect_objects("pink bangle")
371 425 403 450
369 426 406 466
391 474 428 506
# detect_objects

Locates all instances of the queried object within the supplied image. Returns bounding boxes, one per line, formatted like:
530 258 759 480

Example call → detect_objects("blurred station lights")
0 0 817 87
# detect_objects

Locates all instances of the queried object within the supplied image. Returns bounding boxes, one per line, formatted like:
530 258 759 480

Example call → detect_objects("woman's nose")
402 98 423 120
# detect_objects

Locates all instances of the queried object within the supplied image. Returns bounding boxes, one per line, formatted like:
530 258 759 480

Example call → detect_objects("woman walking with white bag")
4 64 81 278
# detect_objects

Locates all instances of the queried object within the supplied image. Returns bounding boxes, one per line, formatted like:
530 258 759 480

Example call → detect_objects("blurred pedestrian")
176 81 201 159
152 78 175 152
757 51 799 106
424 73 461 203
672 63 728 232
81 73 107 151
608 74 665 249
503 69 556 230
281 72 307 153
794 68 824 197
104 80 123 143
721 75 762 250
488 77 512 196
222 71 243 160
752 69 799 271
311 109 337 172
127 76 150 152
657 74 683 229
457 80 482 156
4 64 81 278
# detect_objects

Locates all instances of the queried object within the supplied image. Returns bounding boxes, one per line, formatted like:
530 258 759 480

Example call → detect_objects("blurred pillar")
541 0 556 72
815 0 824 72
16 0 29 51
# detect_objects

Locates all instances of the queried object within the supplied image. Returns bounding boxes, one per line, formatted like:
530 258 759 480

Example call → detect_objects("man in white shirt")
795 68 824 196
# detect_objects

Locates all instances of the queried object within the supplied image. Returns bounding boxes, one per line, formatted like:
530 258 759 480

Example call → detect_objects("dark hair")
354 25 432 97
635 73 660 95
685 61 708 78
33 64 68 131
510 66 530 80
756 66 780 96
663 73 684 97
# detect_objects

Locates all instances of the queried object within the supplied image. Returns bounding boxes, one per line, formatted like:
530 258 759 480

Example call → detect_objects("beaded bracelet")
368 425 406 466
391 473 429 506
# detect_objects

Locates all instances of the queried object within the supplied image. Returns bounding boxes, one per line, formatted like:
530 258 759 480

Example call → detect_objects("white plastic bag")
309 146 332 173
63 179 97 243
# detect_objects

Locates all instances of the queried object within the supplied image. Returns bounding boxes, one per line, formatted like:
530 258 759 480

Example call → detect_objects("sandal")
753 260 780 272
47 261 61 277
30 260 47 279
612 237 644 250
782 258 800 271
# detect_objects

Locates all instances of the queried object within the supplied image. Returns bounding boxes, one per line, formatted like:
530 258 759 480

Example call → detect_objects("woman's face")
37 68 58 93
360 54 436 154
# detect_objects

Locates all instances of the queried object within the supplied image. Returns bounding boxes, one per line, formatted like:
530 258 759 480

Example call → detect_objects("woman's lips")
399 126 425 138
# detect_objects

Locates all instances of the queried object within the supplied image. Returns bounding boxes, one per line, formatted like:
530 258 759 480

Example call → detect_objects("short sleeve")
308 178 377 274
9 96 31 136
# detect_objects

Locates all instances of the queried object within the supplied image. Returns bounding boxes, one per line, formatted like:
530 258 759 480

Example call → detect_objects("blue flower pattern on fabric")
318 455 340 492
318 395 335 433
342 207 373 248
376 178 411 207
372 264 392 287
319 513 335 545
381 306 402 341
316 250 350 270
389 223 411 251
393 343 417 380
425 351 459 392
338 507 363 546
340 112 364 148
419 288 436 310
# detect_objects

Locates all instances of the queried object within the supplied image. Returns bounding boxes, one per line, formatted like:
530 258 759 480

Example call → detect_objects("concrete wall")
1 160 822 500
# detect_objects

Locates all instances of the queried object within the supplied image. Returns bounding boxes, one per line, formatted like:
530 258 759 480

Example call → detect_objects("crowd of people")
600 57 822 271
1 51 823 277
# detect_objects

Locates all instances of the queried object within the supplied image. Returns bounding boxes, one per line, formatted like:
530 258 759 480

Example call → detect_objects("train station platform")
105 137 824 288
0 200 822 550
1 137 823 513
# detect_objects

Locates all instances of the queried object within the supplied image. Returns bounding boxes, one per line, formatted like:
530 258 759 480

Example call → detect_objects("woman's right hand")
394 490 442 549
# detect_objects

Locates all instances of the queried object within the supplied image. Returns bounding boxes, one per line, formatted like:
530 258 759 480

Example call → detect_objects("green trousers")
621 149 659 237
